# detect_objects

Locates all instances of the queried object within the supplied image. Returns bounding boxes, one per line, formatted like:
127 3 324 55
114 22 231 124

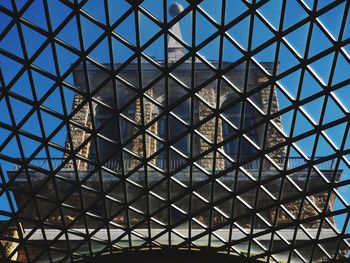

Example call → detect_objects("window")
93 104 128 169
221 95 261 167
157 97 191 170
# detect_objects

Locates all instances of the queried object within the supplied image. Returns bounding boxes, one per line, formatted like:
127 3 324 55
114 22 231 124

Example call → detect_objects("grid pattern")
0 0 350 262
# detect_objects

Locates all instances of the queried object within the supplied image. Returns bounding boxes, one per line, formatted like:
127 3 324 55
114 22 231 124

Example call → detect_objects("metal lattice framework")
0 0 350 262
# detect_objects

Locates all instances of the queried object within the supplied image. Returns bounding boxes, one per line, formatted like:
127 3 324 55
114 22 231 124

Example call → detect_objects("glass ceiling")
0 0 350 262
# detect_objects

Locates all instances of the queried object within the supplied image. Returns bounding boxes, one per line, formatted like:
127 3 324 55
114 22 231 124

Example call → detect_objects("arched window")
93 104 128 169
221 95 261 167
157 97 191 170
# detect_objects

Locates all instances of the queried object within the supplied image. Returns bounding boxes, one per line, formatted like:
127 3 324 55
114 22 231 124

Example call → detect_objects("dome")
169 2 184 18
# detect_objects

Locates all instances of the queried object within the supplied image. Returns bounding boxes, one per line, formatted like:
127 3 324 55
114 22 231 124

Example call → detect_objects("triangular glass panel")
308 23 333 58
258 0 283 31
47 0 72 31
0 25 24 59
225 0 248 25
284 22 310 58
318 2 345 40
80 15 105 50
252 15 274 50
0 53 23 86
226 15 250 51
22 25 47 58
139 12 161 47
283 0 308 30
56 17 81 50
114 11 136 46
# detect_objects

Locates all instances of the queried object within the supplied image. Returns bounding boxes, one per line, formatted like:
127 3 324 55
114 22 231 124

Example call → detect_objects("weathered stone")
0 223 21 261
64 93 92 170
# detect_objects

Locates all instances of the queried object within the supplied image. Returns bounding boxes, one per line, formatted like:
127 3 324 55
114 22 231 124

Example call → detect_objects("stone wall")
271 194 335 227
64 93 92 170
130 91 159 164
259 77 287 167
197 86 224 170
0 222 21 261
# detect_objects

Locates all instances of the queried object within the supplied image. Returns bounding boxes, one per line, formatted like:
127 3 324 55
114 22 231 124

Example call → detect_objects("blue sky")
0 0 350 232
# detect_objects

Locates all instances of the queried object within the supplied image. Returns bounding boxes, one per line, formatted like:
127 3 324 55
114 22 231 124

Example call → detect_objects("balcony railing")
12 157 336 172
